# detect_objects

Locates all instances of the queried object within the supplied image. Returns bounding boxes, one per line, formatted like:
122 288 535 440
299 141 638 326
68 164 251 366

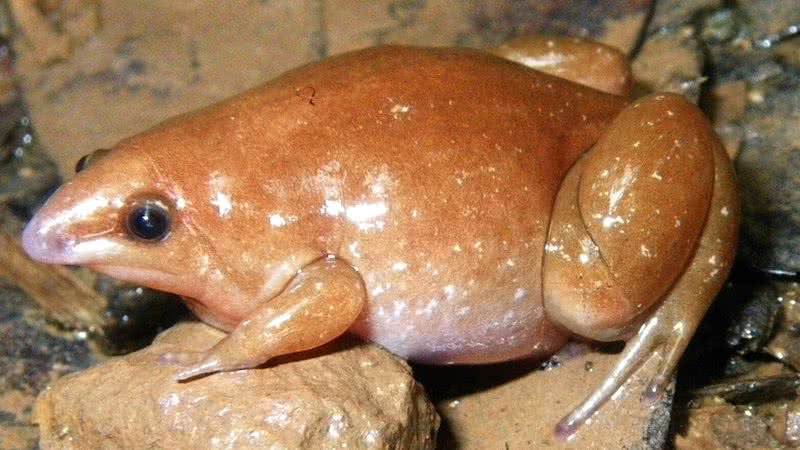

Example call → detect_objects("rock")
765 281 800 370
418 342 673 449
735 64 800 273
631 27 704 102
683 1 800 274
0 285 95 450
673 363 800 449
724 278 781 356
91 275 188 355
34 322 439 450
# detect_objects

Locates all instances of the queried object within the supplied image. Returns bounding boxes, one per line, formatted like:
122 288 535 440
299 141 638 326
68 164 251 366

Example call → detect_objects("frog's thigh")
543 93 718 341
555 117 739 438
492 36 633 96
175 257 366 380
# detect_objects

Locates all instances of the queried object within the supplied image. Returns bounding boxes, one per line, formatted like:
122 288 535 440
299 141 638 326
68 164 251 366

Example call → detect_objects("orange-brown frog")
22 37 739 436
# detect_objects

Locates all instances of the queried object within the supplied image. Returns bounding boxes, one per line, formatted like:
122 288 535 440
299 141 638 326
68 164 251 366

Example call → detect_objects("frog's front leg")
173 257 366 381
543 93 739 436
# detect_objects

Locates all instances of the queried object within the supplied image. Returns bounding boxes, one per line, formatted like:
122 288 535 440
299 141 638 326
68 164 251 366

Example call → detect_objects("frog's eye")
126 201 171 242
75 148 110 173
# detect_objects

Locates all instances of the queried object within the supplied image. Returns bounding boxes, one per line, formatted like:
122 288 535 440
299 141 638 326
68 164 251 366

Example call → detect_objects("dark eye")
126 202 171 241
75 148 110 173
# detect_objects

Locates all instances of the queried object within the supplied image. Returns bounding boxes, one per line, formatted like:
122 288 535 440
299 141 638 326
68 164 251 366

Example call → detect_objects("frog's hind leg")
172 257 367 381
491 36 633 96
542 93 740 437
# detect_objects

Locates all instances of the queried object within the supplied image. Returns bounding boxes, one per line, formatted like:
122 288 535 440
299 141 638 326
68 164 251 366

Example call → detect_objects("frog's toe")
174 356 224 382
158 350 222 381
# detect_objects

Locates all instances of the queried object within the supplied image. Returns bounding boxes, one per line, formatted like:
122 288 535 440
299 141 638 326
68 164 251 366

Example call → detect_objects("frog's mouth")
89 264 196 299
180 295 237 331
91 265 236 330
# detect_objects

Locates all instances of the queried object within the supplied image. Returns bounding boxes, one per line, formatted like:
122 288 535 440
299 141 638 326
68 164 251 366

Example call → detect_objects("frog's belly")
348 254 569 365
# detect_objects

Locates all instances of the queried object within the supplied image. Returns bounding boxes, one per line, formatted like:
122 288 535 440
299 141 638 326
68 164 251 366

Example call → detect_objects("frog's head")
21 135 280 328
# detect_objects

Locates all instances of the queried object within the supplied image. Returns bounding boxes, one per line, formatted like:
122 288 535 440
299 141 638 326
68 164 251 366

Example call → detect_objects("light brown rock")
423 343 672 449
34 322 439 450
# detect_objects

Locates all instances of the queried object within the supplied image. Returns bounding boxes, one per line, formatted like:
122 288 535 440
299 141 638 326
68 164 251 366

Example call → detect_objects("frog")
21 36 739 436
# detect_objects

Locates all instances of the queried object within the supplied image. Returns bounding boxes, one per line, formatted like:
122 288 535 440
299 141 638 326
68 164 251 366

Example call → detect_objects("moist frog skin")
22 38 740 437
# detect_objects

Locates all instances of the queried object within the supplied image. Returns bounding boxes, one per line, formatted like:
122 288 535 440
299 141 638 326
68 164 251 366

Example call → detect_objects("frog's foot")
170 352 230 381
544 94 740 438
491 36 633 96
554 312 681 439
172 257 367 382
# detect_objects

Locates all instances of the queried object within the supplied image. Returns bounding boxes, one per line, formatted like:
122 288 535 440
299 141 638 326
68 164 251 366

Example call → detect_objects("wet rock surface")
682 0 800 274
418 342 673 449
0 286 95 450
35 322 439 450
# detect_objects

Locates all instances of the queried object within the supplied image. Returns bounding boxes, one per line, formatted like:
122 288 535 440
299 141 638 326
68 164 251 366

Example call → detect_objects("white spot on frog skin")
267 311 292 329
602 215 624 228
268 214 288 227
608 164 638 217
640 245 652 257
675 218 682 227
506 258 515 267
514 288 528 301
346 202 388 231
721 206 729 217
392 300 407 318
348 241 361 258
708 255 717 265
650 171 663 181
364 165 396 197
392 262 408 272
370 284 386 297
198 255 210 275
578 237 599 264
507 50 574 70
390 104 411 119
443 285 456 300
209 172 234 218
633 140 641 148
416 299 439 317
321 199 344 216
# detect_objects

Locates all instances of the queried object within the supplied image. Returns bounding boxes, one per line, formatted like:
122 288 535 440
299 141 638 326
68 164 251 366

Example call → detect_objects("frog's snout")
22 206 73 264
22 188 124 265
